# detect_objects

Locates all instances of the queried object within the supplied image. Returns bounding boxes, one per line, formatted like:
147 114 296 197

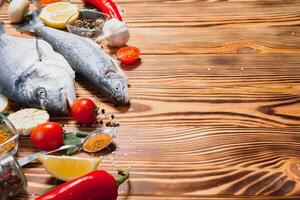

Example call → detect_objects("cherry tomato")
116 46 141 65
71 98 97 124
30 122 63 151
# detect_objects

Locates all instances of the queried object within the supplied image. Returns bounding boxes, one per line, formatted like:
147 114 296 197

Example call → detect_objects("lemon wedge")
39 2 79 29
39 155 101 181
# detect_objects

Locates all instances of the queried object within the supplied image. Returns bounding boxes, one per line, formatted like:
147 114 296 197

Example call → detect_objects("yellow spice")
0 129 15 153
83 134 112 153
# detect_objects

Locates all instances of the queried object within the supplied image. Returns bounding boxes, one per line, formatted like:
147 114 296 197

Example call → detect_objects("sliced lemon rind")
39 155 101 181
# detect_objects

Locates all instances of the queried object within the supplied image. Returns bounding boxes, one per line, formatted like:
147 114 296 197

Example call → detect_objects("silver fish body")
0 25 76 114
31 24 129 106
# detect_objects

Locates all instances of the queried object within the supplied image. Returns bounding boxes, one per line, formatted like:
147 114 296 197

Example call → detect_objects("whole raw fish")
19 13 129 106
0 22 76 114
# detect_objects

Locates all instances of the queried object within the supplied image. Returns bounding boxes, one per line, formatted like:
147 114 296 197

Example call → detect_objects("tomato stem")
116 168 129 186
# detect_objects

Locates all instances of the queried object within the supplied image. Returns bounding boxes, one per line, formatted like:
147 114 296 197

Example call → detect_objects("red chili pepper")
82 0 123 21
35 169 129 200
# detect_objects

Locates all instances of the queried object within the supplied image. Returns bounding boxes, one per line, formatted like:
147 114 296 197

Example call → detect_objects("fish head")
109 78 129 105
33 84 70 114
17 66 76 114
102 68 130 106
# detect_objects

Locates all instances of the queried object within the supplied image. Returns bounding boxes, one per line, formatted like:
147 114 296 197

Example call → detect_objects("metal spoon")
17 128 115 166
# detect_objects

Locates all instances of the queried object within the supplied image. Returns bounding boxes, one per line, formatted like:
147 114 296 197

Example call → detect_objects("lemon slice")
39 155 101 181
39 2 79 29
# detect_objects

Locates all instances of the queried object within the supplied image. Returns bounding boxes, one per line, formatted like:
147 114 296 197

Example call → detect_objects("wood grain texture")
14 127 300 198
1 0 300 199
70 54 300 127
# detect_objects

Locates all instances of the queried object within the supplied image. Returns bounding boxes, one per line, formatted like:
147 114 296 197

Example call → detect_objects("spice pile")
0 129 15 153
83 133 112 152
74 18 105 29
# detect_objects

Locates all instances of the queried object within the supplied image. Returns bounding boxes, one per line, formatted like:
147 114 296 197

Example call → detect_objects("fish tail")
0 21 5 34
16 12 44 33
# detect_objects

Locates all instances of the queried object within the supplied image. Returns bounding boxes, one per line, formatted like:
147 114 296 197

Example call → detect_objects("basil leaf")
0 111 10 117
63 133 82 156
75 131 89 138
65 146 79 156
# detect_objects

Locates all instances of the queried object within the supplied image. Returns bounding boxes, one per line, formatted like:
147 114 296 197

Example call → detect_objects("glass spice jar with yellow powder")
0 113 19 154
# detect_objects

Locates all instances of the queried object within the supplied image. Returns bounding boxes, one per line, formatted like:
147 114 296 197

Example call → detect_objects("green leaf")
0 111 10 117
75 131 89 138
63 132 82 156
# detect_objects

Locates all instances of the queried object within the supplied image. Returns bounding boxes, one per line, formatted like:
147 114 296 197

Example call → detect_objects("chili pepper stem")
116 168 129 186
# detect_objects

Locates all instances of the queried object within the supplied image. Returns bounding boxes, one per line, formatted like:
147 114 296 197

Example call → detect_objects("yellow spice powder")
0 129 15 153
83 134 112 153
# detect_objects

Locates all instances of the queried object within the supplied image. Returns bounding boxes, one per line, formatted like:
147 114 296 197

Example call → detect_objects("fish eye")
35 87 47 99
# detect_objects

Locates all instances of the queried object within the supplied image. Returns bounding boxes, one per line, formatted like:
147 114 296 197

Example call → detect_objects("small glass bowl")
0 113 18 155
66 9 109 39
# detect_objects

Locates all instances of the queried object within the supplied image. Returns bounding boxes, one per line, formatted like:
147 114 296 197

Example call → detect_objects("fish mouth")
61 91 69 114
38 88 73 114
113 84 130 106
113 94 130 106
62 88 76 114
122 94 130 105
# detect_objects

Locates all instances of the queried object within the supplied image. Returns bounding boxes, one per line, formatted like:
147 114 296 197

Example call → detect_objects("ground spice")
0 129 15 153
74 18 105 29
83 133 112 153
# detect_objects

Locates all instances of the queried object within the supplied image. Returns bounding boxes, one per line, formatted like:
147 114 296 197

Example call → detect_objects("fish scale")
19 13 129 106
0 23 76 114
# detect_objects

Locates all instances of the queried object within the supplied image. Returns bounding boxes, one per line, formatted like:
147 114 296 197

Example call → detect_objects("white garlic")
8 0 30 23
96 18 130 47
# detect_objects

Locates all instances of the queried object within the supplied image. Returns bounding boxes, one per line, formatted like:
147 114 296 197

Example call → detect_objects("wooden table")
2 0 300 199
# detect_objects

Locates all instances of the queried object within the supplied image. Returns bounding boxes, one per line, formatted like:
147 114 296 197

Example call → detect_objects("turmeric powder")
83 134 112 153
0 129 15 153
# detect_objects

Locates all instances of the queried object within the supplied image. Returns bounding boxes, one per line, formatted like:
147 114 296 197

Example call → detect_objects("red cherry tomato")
71 98 97 124
30 122 63 151
116 46 141 65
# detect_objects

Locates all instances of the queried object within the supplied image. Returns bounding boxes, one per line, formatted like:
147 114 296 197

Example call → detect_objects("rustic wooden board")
1 0 300 199
15 127 300 198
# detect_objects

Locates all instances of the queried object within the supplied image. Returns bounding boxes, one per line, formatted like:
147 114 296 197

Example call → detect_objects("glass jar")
66 9 108 40
0 113 19 155
0 153 27 200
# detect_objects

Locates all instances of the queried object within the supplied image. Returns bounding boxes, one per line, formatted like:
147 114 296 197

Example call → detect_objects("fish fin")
35 36 43 61
0 21 5 34
16 12 44 33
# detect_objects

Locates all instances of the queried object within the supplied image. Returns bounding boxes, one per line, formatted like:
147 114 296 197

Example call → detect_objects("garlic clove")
100 18 130 47
8 0 30 23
